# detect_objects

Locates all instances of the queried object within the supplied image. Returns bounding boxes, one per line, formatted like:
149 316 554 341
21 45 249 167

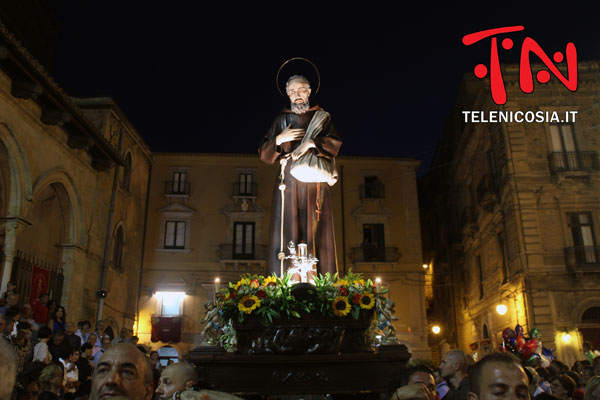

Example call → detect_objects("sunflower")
359 292 375 309
238 295 261 314
334 279 349 287
352 279 365 286
263 276 278 287
233 278 250 291
332 296 351 317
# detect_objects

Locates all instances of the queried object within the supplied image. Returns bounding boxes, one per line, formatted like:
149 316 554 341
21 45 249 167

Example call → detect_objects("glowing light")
561 333 572 343
375 277 382 293
432 325 441 334
423 264 428 269
496 304 508 315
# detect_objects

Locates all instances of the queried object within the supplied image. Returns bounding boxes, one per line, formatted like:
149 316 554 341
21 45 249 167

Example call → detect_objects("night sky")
50 3 599 174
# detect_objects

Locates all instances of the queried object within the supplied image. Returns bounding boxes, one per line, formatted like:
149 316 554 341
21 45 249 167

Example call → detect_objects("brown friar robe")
259 105 342 276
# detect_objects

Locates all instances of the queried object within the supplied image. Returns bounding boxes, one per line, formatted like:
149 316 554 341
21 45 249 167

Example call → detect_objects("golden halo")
276 57 321 97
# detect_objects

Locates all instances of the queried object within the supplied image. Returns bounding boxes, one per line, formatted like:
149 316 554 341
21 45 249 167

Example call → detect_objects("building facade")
421 62 600 366
137 153 430 359
0 22 152 334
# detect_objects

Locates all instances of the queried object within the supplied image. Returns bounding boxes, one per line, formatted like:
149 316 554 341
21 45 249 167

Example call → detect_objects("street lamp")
496 304 508 315
432 325 441 334
561 332 572 343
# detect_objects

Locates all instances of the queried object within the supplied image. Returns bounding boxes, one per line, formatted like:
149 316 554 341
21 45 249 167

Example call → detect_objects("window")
476 255 484 300
363 223 385 261
238 173 254 196
498 231 509 284
164 221 186 249
155 291 185 316
549 124 578 169
568 212 597 263
362 176 384 199
233 222 255 258
112 226 124 271
171 172 187 194
120 153 132 190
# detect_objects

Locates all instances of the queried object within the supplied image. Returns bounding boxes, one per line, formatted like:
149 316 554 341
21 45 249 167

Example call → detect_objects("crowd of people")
2 284 600 400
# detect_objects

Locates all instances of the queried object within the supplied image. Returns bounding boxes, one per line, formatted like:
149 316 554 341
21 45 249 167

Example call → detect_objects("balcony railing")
164 181 190 195
218 243 267 260
564 245 600 268
349 246 400 263
359 183 385 199
548 151 600 172
233 181 258 197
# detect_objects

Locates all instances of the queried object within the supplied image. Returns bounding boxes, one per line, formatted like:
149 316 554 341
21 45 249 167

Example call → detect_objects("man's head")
0 336 17 400
407 366 436 394
580 365 594 386
440 349 469 380
17 321 32 339
102 335 112 349
90 343 153 400
550 375 575 400
96 320 105 332
53 329 65 345
40 293 49 304
155 362 199 400
6 293 18 306
468 353 530 400
120 327 129 339
87 333 98 345
21 304 33 319
80 320 91 332
286 75 311 114
66 321 76 335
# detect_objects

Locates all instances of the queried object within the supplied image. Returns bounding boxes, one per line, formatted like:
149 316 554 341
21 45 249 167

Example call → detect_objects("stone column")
0 217 31 293
57 244 88 321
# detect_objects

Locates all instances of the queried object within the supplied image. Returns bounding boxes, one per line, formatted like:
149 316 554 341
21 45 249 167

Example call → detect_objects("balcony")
460 206 478 238
349 245 400 263
164 181 190 196
548 151 600 173
564 246 600 271
359 183 385 200
233 182 257 197
476 174 498 212
217 243 267 272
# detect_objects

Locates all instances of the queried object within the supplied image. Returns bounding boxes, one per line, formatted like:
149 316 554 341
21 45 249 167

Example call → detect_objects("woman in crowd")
47 306 66 334
32 326 52 365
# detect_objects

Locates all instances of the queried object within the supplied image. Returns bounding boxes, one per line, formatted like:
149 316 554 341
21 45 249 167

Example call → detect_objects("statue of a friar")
259 72 341 277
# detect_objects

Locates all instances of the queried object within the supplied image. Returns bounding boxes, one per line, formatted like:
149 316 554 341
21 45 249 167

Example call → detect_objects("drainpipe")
340 165 347 274
135 161 152 335
96 129 124 320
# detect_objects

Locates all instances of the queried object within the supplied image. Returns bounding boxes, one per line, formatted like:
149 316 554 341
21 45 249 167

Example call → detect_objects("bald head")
90 343 153 400
440 349 469 382
155 362 199 400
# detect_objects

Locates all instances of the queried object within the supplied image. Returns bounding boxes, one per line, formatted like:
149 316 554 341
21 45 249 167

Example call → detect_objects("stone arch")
0 122 33 217
29 169 85 245
572 297 600 325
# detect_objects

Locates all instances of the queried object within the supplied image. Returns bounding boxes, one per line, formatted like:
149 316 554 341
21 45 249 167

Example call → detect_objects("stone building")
0 22 152 334
421 62 600 366
136 153 430 360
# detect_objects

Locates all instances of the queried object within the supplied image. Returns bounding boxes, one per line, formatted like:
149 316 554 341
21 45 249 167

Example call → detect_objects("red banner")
151 316 182 343
30 266 50 304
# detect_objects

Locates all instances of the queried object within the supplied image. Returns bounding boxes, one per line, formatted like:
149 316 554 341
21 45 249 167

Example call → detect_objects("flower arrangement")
216 270 387 328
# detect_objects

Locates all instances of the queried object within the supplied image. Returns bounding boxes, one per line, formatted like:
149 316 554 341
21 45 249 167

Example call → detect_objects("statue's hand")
291 140 316 160
276 126 305 146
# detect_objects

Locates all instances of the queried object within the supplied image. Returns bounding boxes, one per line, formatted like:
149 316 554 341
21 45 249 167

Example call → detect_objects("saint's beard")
290 98 310 114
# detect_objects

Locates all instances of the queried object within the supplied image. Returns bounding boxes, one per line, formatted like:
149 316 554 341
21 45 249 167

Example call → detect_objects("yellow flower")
359 293 375 310
263 276 278 287
238 295 261 314
334 279 349 287
234 278 250 291
352 279 365 286
332 296 351 317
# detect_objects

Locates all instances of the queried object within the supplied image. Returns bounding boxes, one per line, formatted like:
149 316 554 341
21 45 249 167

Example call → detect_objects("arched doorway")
13 182 70 305
157 345 179 367
579 306 600 350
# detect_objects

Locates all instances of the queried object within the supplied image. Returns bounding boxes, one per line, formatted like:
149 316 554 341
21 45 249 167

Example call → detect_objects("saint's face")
287 79 311 107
